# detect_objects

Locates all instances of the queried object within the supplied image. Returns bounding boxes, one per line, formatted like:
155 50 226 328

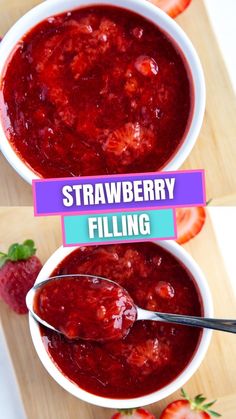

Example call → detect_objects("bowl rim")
29 240 213 409
0 0 205 184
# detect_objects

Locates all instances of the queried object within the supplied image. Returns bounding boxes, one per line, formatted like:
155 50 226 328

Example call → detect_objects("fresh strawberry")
0 240 42 314
149 0 192 18
112 408 156 418
160 389 221 419
176 207 206 245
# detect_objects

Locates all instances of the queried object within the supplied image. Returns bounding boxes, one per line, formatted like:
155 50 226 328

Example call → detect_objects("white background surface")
208 208 236 296
1 1 236 418
205 0 236 92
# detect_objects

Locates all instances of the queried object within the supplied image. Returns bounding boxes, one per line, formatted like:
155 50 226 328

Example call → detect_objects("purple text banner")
33 170 206 216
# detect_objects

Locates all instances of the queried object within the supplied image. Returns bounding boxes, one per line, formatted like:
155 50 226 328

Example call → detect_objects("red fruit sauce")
34 275 137 341
40 243 203 399
1 6 192 177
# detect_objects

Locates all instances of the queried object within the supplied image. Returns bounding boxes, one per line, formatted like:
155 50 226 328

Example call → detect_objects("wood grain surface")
0 0 236 205
0 207 236 418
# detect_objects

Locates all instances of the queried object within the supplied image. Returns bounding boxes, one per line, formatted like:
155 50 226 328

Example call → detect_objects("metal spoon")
26 274 236 338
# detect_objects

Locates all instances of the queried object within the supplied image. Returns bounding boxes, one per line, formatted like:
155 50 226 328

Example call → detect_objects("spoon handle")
138 309 236 334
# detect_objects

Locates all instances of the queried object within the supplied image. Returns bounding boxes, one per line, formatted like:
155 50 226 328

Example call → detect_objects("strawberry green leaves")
181 388 221 417
0 240 37 268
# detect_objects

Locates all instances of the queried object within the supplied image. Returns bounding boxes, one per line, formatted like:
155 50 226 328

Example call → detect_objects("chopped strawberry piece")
132 27 144 39
155 281 175 299
96 305 107 320
176 207 206 245
149 0 192 18
134 55 158 77
125 77 138 94
127 339 159 367
126 338 171 374
103 122 155 170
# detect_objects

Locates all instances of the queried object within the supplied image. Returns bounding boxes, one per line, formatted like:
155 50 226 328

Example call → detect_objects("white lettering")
122 182 134 202
95 184 106 205
103 217 113 238
83 184 94 205
87 214 152 239
97 217 103 237
139 214 150 235
127 214 139 236
63 177 176 207
105 182 121 203
165 178 175 199
112 216 122 237
121 215 128 236
143 180 155 201
72 185 82 206
62 185 73 207
88 218 98 238
133 180 144 202
154 179 166 200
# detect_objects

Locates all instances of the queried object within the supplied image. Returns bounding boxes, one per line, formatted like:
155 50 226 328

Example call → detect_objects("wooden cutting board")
0 0 236 205
0 207 236 418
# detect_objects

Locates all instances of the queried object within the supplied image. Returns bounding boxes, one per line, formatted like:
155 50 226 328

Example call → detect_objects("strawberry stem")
0 240 36 268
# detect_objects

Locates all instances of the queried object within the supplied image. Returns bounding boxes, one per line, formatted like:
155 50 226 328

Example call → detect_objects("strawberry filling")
34 276 137 341
40 243 203 399
1 6 192 177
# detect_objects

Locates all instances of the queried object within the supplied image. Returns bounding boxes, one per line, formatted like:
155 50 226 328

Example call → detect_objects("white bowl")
29 240 213 409
0 0 205 184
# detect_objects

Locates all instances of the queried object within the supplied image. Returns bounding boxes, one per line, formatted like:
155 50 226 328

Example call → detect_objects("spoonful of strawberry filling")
26 274 236 341
27 275 137 341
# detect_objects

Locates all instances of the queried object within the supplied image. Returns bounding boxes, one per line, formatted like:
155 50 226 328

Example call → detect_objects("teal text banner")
62 209 176 246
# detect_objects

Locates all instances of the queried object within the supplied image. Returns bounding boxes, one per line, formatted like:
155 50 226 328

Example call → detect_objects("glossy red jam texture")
40 243 203 399
1 6 192 177
34 276 136 341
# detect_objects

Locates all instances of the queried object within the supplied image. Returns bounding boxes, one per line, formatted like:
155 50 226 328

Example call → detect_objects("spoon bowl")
26 274 137 341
